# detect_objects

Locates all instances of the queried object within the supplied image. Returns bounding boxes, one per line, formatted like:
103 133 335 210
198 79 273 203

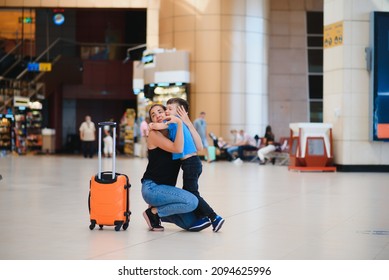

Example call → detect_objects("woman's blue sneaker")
188 217 211 231
212 215 225 232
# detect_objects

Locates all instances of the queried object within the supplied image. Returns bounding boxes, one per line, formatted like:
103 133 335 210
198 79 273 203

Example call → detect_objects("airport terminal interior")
1 155 389 260
1 0 389 262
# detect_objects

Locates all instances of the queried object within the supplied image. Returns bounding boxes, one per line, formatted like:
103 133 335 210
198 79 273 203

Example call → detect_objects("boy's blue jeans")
181 156 216 219
161 212 198 230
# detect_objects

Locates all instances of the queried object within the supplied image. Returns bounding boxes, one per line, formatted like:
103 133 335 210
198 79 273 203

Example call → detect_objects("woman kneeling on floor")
140 104 209 231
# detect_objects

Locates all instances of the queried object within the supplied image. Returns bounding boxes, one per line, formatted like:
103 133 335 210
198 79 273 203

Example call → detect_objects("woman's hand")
176 105 190 126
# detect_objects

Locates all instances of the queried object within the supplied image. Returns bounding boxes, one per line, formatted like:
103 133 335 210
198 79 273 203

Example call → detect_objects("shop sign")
18 17 34 24
323 21 343 49
27 62 52 72
13 96 30 108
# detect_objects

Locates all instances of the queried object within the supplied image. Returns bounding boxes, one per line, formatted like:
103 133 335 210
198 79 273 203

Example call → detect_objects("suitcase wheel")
122 222 129 231
114 224 121 231
89 221 96 230
99 225 103 230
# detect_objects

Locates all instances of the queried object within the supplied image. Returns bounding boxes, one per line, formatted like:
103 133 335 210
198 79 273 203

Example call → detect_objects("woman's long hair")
264 125 274 138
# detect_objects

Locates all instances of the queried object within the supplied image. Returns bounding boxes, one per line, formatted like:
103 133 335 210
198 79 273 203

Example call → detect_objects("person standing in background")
139 116 150 158
103 130 113 158
132 117 140 144
79 115 96 158
193 111 210 162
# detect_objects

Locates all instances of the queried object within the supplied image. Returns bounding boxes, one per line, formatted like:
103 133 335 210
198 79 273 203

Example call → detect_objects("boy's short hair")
166 97 189 112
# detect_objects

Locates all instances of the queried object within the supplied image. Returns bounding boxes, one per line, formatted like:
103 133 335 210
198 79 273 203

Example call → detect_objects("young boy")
149 98 225 232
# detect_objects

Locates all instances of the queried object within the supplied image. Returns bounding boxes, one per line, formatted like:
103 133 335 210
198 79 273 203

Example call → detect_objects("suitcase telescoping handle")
97 121 116 180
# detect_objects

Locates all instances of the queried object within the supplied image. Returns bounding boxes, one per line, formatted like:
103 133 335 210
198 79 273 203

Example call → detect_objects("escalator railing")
1 38 146 112
0 41 22 77
0 38 64 112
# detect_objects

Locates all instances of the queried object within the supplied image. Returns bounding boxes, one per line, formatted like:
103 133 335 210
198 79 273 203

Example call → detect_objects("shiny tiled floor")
1 154 389 260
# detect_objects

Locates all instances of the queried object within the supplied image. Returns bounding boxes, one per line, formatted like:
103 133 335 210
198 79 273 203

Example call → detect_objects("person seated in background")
222 129 240 161
208 132 232 161
229 129 243 145
217 137 231 149
226 129 257 164
257 125 276 165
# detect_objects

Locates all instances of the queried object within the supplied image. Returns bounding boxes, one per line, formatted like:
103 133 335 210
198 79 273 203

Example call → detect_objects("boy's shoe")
188 217 211 232
211 215 225 232
143 208 164 231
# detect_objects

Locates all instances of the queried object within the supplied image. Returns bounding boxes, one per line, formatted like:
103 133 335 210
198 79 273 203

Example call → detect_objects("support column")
159 0 269 140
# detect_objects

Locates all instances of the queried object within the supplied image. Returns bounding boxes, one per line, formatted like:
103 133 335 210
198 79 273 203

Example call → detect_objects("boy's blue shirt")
168 122 197 160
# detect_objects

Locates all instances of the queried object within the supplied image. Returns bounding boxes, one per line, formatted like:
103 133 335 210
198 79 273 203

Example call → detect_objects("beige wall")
159 0 270 142
324 0 389 165
269 0 323 140
159 0 324 142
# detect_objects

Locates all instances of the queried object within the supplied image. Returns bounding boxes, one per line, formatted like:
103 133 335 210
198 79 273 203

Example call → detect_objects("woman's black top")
141 147 181 186
264 132 275 144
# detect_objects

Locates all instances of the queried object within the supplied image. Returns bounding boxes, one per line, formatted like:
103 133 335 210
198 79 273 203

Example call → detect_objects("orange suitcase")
88 122 131 231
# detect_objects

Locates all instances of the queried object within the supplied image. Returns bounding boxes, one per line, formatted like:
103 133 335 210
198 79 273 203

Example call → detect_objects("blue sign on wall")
27 62 39 72
371 12 389 140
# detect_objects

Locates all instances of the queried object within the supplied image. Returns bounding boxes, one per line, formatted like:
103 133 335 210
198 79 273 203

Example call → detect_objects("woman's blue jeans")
141 179 198 218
